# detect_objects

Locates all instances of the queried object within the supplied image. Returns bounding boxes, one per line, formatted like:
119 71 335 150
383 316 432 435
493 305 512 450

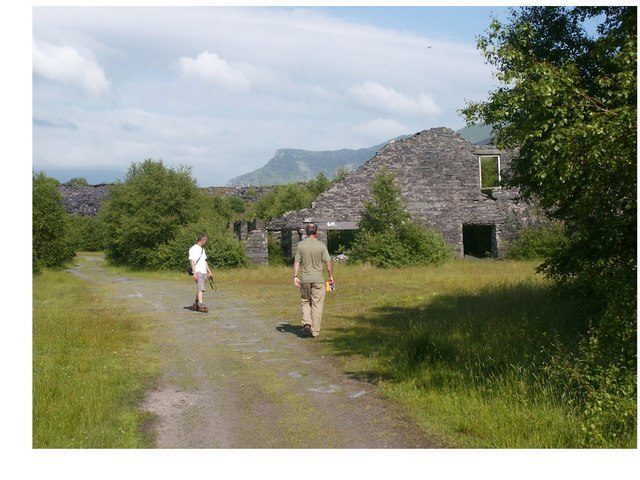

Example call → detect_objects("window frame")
478 154 501 191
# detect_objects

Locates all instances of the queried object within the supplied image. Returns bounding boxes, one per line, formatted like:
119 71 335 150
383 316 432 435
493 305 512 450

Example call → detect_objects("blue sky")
33 6 514 186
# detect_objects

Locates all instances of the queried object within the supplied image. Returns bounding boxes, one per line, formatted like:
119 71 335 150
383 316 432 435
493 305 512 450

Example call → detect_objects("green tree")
66 215 107 252
351 168 452 267
333 167 350 183
463 6 636 445
32 172 74 273
67 177 89 186
100 159 201 268
463 6 636 290
358 167 409 233
307 172 331 197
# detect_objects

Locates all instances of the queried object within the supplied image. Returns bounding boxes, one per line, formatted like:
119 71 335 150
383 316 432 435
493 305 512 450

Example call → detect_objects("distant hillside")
226 142 388 187
227 125 493 186
457 124 494 145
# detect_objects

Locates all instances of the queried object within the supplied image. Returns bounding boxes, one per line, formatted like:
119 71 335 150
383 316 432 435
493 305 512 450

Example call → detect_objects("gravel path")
70 253 439 448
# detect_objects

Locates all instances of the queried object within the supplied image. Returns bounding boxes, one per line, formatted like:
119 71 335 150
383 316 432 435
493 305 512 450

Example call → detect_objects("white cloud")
33 41 109 95
32 7 499 184
352 118 409 142
348 82 441 116
179 51 251 92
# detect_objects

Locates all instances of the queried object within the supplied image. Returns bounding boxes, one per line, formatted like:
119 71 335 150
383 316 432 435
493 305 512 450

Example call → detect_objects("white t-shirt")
188 244 208 274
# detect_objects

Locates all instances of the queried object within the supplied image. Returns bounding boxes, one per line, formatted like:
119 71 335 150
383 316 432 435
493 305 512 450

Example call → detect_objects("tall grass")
33 268 158 448
213 260 633 447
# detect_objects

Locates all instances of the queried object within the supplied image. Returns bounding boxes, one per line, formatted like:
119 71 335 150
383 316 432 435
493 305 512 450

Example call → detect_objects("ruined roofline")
266 126 519 232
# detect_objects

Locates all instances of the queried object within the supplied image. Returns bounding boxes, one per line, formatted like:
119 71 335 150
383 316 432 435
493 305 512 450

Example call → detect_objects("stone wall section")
245 229 269 265
273 127 541 257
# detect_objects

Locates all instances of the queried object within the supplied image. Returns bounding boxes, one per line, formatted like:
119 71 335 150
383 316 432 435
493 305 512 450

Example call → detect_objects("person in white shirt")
189 233 213 312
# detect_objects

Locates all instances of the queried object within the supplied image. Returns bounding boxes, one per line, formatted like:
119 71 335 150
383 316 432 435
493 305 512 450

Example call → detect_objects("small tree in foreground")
350 168 453 267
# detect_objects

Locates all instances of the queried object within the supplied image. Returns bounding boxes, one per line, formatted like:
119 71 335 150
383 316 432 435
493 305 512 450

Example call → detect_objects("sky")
32 5 512 186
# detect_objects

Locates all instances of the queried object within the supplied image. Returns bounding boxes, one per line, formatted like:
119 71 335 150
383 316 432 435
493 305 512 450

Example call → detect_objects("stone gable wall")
273 127 541 257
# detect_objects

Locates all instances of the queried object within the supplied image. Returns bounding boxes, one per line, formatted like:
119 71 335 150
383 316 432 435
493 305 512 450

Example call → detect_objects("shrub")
66 215 107 252
33 172 75 272
397 221 454 266
66 177 89 186
268 235 288 266
100 160 201 268
505 224 567 260
349 230 409 268
150 220 247 271
349 169 453 268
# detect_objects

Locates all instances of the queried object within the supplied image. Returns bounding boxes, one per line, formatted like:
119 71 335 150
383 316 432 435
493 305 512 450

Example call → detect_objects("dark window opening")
328 229 358 255
463 224 496 258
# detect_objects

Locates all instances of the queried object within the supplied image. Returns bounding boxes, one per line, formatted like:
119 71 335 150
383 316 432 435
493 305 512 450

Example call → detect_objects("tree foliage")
32 172 75 273
463 6 636 289
350 168 453 267
67 177 89 186
66 215 107 252
99 159 247 270
463 6 636 445
249 172 338 221
100 159 202 267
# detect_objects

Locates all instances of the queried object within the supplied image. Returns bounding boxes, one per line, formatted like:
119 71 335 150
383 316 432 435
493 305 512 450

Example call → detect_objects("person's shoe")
303 324 312 336
191 302 199 311
197 304 209 313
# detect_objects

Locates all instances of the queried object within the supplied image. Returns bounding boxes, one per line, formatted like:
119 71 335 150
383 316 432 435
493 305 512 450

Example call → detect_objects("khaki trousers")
300 283 326 337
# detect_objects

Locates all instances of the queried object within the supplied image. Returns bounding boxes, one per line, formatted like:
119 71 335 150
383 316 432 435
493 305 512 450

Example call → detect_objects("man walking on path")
189 233 213 312
293 223 334 338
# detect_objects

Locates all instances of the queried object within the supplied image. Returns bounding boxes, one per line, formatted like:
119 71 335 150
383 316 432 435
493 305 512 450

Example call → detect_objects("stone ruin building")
58 127 540 265
267 127 540 261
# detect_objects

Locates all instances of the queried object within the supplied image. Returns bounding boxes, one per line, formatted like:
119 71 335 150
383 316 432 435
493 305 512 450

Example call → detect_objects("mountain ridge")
226 125 492 186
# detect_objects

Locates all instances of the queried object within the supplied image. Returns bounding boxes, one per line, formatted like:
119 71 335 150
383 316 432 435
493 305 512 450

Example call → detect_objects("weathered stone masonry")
268 127 540 258
57 127 540 263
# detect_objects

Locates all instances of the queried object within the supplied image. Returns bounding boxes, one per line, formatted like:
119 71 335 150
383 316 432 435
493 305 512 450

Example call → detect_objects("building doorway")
463 224 497 258
327 229 358 255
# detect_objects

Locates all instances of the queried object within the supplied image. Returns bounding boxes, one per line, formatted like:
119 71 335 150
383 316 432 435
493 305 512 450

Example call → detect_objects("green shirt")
294 237 331 284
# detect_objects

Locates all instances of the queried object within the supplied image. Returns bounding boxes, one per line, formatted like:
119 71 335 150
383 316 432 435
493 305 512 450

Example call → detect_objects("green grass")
33 268 159 448
102 258 635 447
211 260 604 447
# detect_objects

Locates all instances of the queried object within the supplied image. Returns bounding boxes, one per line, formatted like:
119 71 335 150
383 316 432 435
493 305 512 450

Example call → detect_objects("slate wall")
272 127 541 257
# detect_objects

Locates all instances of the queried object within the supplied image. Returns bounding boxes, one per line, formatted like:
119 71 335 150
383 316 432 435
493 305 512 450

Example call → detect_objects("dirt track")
70 253 439 448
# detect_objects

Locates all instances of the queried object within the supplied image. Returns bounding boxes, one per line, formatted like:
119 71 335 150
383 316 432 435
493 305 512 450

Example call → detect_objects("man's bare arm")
293 260 301 287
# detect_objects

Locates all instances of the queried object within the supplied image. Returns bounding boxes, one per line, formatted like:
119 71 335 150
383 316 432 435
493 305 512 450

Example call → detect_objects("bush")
505 224 567 260
66 215 107 252
350 223 453 268
397 221 454 266
268 235 288 266
66 177 89 186
149 220 247 271
33 172 75 273
100 160 201 268
349 230 409 268
349 169 453 268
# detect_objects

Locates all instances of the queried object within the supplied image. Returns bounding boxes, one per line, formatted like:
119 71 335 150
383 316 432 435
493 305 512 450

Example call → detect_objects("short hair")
197 233 207 241
305 223 318 236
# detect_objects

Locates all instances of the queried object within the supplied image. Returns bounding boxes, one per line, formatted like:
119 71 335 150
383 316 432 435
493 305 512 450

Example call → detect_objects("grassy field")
101 258 634 447
212 259 596 448
33 267 159 448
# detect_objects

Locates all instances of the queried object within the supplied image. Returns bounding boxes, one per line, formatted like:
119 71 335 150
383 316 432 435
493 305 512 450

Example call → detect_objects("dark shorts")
196 272 207 291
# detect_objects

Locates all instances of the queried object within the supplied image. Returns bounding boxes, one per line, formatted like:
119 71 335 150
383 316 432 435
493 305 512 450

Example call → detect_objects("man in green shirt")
293 223 334 338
